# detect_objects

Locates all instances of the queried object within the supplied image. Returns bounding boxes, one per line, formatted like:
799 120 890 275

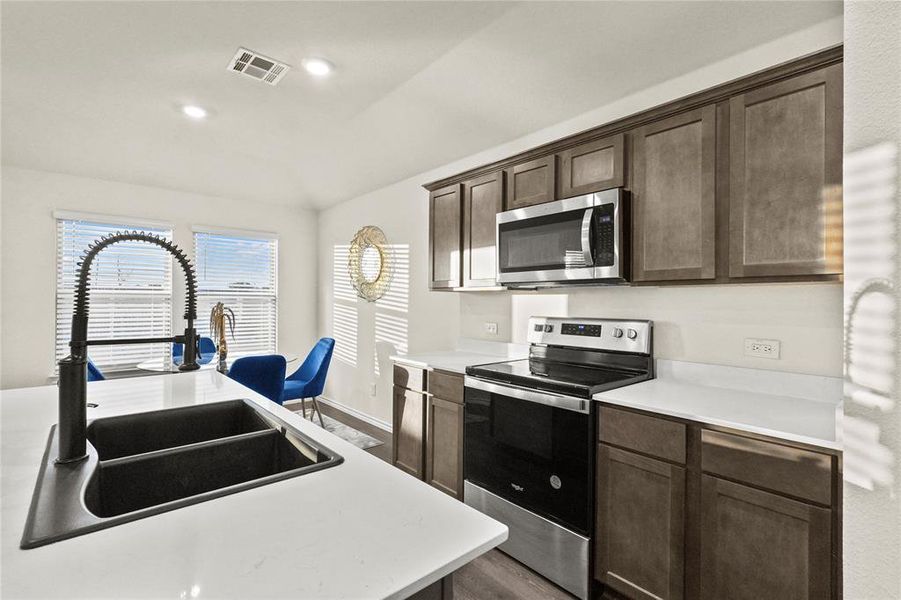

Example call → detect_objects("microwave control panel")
595 202 616 267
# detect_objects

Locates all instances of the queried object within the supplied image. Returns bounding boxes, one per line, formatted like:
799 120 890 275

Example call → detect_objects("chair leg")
300 398 307 419
312 397 325 427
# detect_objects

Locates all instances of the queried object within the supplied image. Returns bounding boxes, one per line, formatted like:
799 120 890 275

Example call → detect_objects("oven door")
496 194 597 285
463 376 595 535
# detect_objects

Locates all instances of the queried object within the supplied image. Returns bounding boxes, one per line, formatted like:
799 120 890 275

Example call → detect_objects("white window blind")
55 218 173 373
193 232 278 357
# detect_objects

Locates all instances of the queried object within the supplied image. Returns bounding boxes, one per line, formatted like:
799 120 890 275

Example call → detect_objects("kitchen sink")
21 399 343 549
86 400 273 460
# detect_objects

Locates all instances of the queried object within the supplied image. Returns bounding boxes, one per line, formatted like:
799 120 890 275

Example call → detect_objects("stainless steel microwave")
496 188 628 287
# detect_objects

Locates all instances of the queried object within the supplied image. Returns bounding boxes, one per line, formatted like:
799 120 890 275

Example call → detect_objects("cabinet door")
596 445 685 600
425 396 464 499
504 155 556 209
632 106 717 282
429 184 462 289
729 64 843 278
558 133 625 197
700 475 832 600
463 171 504 287
392 385 426 479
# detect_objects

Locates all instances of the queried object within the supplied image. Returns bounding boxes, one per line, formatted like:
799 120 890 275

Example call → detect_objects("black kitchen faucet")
56 231 201 463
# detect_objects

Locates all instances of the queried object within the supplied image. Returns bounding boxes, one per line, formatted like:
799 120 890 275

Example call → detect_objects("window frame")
192 226 279 359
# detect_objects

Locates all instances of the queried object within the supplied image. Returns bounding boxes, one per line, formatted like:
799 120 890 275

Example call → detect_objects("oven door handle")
580 208 595 267
464 376 590 414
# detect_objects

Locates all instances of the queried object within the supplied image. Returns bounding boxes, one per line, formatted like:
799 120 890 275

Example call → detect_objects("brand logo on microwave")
511 483 525 492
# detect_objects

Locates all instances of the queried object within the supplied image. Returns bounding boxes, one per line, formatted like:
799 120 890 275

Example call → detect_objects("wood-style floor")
289 400 576 600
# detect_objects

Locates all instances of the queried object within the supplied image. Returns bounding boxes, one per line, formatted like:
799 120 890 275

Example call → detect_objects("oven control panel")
527 316 652 354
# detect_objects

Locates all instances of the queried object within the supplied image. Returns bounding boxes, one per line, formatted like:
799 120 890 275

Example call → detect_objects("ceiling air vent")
227 47 290 86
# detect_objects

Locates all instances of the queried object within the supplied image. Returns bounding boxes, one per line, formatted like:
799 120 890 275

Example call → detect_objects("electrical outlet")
744 338 781 359
485 322 499 335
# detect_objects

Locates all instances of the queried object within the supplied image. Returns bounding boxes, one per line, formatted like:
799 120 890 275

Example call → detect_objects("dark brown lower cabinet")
392 384 426 479
425 396 464 500
596 444 685 600
594 405 840 600
392 366 465 500
699 475 832 600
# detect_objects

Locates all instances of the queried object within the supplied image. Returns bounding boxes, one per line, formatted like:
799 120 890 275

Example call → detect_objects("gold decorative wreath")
348 226 394 302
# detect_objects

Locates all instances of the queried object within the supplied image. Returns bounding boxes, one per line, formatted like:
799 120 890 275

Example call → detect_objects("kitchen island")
0 371 507 599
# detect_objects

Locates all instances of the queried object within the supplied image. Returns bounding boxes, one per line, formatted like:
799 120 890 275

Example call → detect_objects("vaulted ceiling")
1 1 841 209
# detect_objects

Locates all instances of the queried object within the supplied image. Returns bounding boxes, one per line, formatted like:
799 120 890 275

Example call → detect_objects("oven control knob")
627 328 638 340
550 475 562 490
612 328 624 338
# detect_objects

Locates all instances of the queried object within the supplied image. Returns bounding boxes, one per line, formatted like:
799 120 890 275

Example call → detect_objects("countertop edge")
386 529 509 600
391 355 433 370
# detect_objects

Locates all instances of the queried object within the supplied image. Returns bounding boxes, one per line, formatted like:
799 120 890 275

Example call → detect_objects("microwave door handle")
580 208 595 267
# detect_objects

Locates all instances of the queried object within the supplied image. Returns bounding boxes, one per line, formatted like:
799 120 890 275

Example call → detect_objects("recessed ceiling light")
181 105 208 120
302 57 333 77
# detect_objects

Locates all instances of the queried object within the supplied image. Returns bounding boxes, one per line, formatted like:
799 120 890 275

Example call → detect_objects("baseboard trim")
315 395 392 432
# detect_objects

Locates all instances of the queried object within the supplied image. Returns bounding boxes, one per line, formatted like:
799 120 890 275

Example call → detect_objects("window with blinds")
193 231 278 357
55 218 173 373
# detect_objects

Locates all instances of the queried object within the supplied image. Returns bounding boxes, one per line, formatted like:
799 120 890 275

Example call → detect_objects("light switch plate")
485 322 498 335
744 338 781 359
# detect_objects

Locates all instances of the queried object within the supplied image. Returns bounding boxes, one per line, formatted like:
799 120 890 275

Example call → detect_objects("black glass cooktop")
466 358 649 399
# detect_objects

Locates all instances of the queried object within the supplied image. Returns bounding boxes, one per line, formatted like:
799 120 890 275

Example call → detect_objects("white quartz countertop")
391 351 512 375
391 341 527 375
593 360 843 451
1 371 507 599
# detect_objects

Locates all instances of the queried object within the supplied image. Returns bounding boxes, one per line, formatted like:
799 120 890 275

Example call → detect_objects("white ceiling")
1 1 841 209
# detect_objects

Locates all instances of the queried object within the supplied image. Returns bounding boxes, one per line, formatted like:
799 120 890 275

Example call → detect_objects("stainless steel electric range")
463 316 653 600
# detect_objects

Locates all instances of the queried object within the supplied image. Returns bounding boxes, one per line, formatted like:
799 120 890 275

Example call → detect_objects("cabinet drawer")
428 370 464 404
393 363 426 393
701 430 833 506
599 406 686 464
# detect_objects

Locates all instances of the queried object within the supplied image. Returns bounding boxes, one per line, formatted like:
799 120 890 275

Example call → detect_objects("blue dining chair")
282 338 335 426
87 358 105 382
227 355 287 404
172 337 217 365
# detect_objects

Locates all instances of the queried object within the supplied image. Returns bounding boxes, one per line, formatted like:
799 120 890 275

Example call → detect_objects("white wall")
842 1 901 597
0 166 318 390
317 17 845 423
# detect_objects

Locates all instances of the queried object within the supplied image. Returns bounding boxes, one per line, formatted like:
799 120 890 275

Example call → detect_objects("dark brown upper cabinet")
429 184 462 290
558 133 625 198
462 171 504 287
699 475 832 600
632 106 717 282
504 155 556 209
596 444 685 600
423 48 843 290
728 63 843 279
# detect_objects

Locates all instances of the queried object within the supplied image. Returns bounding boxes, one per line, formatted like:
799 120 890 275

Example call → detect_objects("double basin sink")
21 399 343 548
